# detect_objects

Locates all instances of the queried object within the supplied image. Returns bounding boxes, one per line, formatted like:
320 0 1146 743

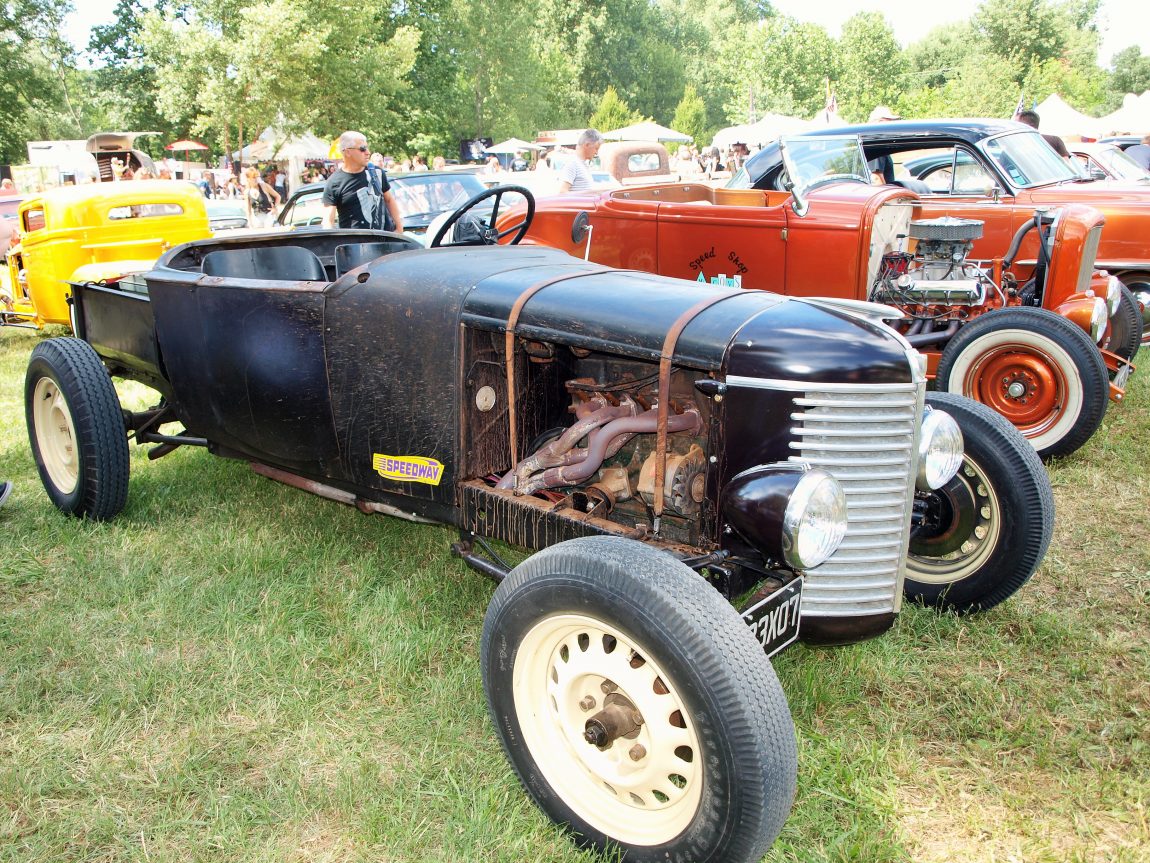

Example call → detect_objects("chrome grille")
789 384 923 617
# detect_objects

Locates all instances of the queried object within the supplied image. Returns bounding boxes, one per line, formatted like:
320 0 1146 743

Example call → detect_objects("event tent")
603 122 692 143
1032 94 1100 138
485 138 542 154
711 113 813 152
1095 91 1150 136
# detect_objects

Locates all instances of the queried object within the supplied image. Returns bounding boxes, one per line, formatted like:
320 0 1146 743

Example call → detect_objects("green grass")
1 325 1147 862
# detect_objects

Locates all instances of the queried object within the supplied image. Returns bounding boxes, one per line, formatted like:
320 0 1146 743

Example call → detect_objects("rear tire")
905 392 1054 613
935 308 1108 458
481 536 796 862
25 337 129 520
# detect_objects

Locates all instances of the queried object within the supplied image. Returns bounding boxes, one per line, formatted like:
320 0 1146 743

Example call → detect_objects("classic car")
25 190 1052 861
2 179 210 329
205 198 249 231
277 169 490 238
518 135 1122 458
739 119 1148 353
1068 142 1150 183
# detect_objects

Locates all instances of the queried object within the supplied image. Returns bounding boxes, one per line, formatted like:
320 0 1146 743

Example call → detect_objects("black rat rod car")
25 204 1053 861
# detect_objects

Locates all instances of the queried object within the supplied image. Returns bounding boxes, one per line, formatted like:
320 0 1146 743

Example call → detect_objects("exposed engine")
870 216 1001 314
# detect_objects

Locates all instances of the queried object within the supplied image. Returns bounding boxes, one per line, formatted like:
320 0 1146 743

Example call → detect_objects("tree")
1109 46 1150 96
671 85 708 145
589 87 644 132
972 0 1064 86
835 11 907 122
0 0 81 162
139 0 420 159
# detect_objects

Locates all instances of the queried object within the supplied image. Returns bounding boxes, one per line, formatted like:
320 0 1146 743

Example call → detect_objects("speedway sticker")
373 454 444 485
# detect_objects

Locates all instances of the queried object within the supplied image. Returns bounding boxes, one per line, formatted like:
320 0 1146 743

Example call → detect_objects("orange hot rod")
516 135 1129 459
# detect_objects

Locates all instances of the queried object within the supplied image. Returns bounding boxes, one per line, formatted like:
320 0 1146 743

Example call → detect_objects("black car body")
25 224 1052 862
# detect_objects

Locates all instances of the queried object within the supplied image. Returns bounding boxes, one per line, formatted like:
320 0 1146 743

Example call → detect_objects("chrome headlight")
721 463 848 571
1105 275 1121 316
916 407 963 490
1090 296 1108 342
782 470 848 569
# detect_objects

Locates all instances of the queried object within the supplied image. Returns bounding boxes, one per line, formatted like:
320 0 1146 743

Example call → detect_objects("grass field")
1 324 1147 863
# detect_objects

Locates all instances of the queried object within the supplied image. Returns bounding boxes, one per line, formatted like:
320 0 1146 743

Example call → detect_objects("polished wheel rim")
909 455 1000 584
513 613 703 845
32 376 79 494
1128 283 1150 347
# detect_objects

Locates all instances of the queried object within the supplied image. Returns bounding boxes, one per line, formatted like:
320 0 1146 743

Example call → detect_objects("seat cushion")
202 245 327 281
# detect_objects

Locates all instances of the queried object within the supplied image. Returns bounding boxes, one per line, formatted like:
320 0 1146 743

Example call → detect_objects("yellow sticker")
373 453 444 486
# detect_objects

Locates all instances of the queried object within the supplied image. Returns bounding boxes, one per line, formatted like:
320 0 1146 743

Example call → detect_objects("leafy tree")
1109 46 1150 96
714 16 837 123
139 0 419 159
903 21 978 92
835 12 907 122
589 86 644 132
0 0 81 162
972 0 1063 86
671 85 708 145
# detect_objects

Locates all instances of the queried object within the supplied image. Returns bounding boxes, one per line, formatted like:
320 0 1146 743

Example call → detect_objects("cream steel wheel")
25 338 129 520
32 376 80 495
514 613 703 844
482 536 797 862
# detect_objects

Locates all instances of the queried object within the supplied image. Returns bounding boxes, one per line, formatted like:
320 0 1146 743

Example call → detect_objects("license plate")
742 578 803 658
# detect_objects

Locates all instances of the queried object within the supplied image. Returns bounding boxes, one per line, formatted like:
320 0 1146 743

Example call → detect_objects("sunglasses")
344 146 369 153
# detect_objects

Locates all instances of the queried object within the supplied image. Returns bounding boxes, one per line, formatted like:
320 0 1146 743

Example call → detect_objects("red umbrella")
165 139 209 178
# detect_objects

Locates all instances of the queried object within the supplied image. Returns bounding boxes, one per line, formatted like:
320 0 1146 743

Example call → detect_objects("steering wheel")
429 185 535 248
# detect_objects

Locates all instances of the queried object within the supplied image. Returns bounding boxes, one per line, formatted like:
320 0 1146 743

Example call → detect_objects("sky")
65 0 1148 67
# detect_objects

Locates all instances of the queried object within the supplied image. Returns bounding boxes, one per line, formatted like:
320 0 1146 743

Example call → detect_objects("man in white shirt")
558 129 603 194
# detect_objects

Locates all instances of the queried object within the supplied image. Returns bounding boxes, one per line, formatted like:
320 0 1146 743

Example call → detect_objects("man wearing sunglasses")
323 130 404 232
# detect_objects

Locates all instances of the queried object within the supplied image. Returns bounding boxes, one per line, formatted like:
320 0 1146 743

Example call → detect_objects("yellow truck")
3 179 209 329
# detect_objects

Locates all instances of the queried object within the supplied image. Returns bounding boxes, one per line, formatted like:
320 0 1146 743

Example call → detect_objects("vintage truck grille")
789 383 923 617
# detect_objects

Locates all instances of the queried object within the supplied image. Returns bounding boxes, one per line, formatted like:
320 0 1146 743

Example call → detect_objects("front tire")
481 536 796 862
905 392 1054 613
935 308 1108 458
1102 282 1143 362
25 337 129 520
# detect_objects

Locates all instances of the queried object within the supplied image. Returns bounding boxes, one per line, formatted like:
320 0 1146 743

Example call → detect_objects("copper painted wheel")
936 309 1108 459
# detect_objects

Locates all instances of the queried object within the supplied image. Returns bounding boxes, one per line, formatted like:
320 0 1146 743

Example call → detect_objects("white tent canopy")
711 113 813 152
1095 91 1150 136
1032 94 1100 138
603 122 692 143
485 137 542 154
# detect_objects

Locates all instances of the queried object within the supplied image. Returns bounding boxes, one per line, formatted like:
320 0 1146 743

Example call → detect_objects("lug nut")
579 696 596 711
629 744 646 761
601 681 618 694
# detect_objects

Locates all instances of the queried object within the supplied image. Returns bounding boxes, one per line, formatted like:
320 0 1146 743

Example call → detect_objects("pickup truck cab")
3 180 209 329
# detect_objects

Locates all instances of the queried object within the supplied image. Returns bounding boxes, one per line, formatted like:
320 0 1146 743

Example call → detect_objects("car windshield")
390 173 486 220
778 135 870 197
983 130 1077 187
1092 146 1149 181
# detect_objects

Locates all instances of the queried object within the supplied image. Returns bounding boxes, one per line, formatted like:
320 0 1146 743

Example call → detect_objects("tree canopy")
1 0 1146 164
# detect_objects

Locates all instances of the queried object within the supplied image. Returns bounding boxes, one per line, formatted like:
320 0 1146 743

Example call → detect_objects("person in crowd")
510 151 528 172
557 129 603 193
1124 133 1150 170
483 155 502 175
1015 109 1071 158
0 178 16 194
411 154 428 171
322 130 403 232
675 145 700 180
157 167 173 179
866 106 901 183
432 155 447 170
198 171 214 198
242 166 281 228
273 166 287 200
370 152 385 171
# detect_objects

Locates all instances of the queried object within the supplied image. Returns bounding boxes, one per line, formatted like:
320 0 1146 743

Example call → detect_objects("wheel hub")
970 348 1063 431
583 691 644 748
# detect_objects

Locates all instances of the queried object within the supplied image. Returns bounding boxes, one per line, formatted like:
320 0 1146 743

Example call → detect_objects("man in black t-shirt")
1015 110 1071 159
322 131 404 232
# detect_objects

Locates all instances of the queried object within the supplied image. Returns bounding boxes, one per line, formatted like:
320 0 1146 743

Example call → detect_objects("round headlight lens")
1089 296 1107 342
782 469 848 570
1105 275 1121 316
917 408 964 490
